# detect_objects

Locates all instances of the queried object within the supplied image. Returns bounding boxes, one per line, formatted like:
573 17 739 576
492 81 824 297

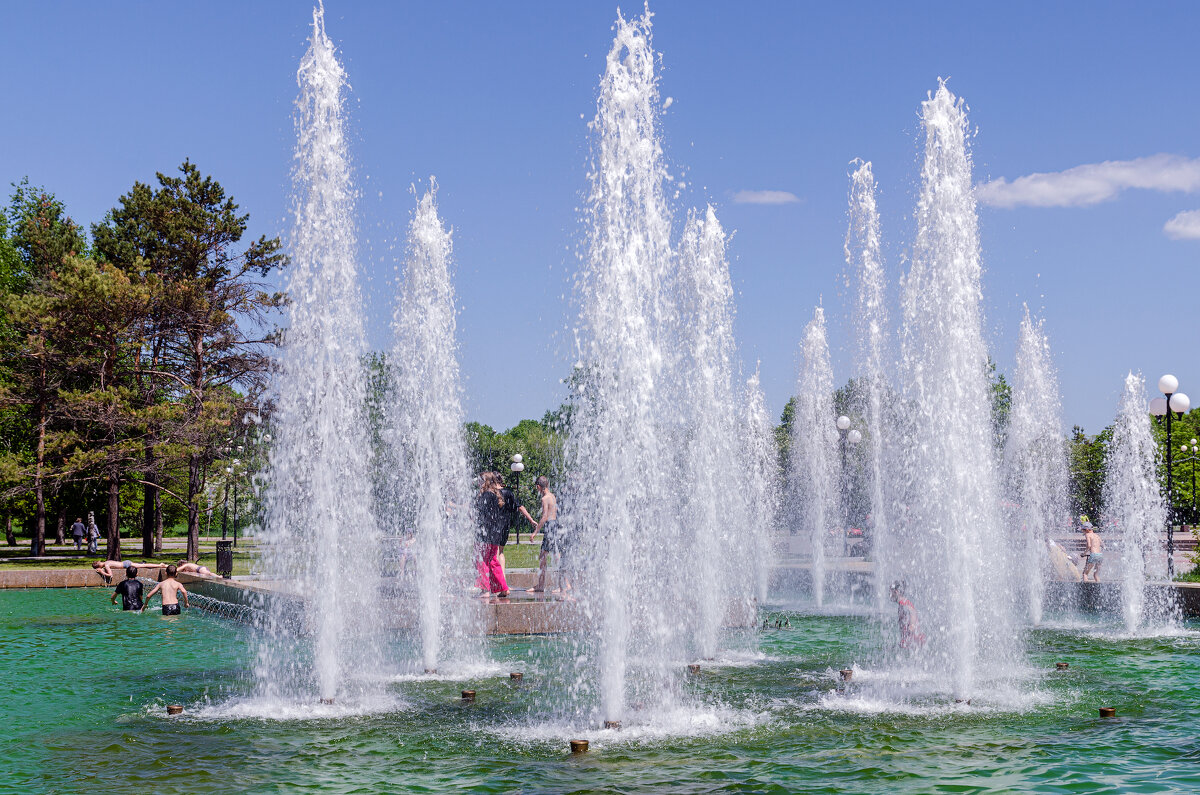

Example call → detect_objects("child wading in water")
889 580 926 649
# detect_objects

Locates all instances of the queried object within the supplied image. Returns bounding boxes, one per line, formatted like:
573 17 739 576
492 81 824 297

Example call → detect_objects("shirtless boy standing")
145 565 190 615
1081 522 1104 582
518 476 568 594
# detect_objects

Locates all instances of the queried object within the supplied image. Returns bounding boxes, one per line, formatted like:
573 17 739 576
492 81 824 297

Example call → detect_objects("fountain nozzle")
166 705 183 715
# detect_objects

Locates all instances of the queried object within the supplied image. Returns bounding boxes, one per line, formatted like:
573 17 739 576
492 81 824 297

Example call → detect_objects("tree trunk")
31 405 47 557
33 485 46 557
4 514 14 546
142 461 157 558
154 495 163 554
55 506 66 545
187 453 202 561
105 476 121 561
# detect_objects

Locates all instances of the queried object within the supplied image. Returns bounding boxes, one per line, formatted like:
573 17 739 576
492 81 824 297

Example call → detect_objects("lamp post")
836 416 862 555
1179 438 1199 526
510 453 525 544
1149 374 1190 578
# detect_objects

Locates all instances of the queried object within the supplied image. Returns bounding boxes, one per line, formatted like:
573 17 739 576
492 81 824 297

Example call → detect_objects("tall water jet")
845 160 891 610
676 205 746 657
787 307 838 608
384 181 479 672
1104 372 1171 632
893 81 1018 698
1003 308 1067 625
256 4 384 704
742 368 779 605
566 6 681 724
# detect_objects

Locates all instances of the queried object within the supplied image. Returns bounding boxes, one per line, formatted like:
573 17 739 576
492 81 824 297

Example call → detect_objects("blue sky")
2 1 1197 434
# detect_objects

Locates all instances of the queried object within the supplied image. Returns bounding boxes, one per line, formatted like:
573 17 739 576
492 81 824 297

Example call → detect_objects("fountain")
741 368 780 605
675 206 753 658
255 2 384 705
382 180 481 673
563 7 761 725
1003 308 1068 624
845 160 892 611
786 307 839 608
1104 372 1173 632
564 5 683 725
889 81 1020 698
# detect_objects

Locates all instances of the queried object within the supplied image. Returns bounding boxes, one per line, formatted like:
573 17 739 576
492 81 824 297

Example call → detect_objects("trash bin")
216 540 233 579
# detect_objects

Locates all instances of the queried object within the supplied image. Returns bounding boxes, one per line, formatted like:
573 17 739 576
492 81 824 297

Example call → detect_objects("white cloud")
1164 209 1200 240
732 189 800 205
977 154 1200 209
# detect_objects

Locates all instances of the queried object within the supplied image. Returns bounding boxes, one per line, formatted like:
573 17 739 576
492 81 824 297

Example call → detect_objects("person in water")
111 565 144 611
92 559 166 585
1081 521 1104 582
518 476 569 594
889 580 926 649
474 472 509 598
145 565 190 615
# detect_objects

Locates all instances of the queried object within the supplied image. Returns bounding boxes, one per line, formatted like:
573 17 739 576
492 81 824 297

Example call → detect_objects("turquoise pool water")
2 589 1198 794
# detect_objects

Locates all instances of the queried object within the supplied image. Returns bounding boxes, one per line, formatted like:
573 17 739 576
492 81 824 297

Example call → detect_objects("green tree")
0 183 88 554
92 162 285 560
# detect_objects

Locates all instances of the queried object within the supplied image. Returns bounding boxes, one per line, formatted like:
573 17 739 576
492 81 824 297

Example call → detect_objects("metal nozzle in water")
839 669 853 682
510 672 523 682
1099 707 1116 718
1055 662 1069 670
570 740 589 753
603 720 621 730
166 705 183 715
461 690 476 702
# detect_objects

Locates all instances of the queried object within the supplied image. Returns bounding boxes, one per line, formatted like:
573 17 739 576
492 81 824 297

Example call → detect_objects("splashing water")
675 206 759 657
1003 308 1068 625
1104 372 1173 632
383 181 481 673
565 8 761 725
845 160 892 612
891 81 1020 699
787 307 838 609
742 368 780 605
566 6 681 725
256 4 384 705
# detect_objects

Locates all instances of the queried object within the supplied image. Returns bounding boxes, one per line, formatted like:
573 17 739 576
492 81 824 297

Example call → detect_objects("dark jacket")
475 491 508 547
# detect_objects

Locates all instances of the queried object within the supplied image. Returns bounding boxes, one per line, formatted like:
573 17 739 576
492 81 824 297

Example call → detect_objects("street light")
836 416 861 556
1149 373 1190 578
510 453 525 544
1179 438 1200 526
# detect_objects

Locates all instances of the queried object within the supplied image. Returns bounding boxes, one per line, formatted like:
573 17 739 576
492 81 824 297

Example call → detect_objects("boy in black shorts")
145 565 190 615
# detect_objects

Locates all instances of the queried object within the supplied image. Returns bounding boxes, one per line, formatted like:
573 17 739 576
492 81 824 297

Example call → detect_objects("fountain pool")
5 588 1199 794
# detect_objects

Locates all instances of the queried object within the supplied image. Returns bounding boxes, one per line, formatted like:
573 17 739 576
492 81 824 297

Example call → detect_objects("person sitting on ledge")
92 559 167 585
174 560 215 578
889 580 926 649
145 565 190 616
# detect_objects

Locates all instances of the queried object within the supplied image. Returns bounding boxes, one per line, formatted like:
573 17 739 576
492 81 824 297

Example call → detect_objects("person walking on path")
145 565 190 615
474 472 509 598
86 519 100 554
111 566 145 611
518 476 569 594
70 518 85 550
